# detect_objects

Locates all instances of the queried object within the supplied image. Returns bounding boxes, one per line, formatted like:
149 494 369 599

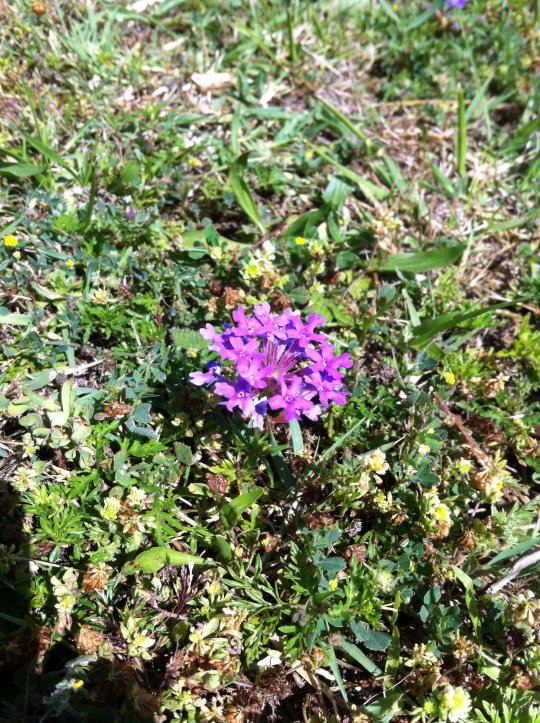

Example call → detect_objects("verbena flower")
190 303 351 429
446 0 467 7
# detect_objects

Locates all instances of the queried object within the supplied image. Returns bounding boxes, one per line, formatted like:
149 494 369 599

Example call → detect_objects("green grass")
1 0 539 720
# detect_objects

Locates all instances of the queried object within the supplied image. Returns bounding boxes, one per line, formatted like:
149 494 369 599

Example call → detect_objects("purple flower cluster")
446 0 467 7
190 303 352 429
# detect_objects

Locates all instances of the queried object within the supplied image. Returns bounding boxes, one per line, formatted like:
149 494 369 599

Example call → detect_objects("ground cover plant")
0 0 539 720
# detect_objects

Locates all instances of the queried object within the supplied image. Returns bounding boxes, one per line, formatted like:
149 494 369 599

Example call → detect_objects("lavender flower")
446 0 467 7
190 303 351 429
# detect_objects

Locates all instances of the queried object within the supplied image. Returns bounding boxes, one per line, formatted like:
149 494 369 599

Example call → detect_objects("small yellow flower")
433 503 451 524
418 444 431 457
243 258 263 279
65 259 75 268
188 157 201 167
364 449 389 475
443 370 456 385
294 236 307 246
328 578 338 592
4 235 18 247
305 149 314 161
186 349 198 359
438 685 472 722
91 288 109 305
457 458 473 474
70 679 84 690
100 496 121 521
13 250 21 260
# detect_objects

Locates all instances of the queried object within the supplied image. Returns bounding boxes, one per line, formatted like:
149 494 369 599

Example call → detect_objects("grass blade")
229 152 265 233
380 245 465 273
456 84 467 178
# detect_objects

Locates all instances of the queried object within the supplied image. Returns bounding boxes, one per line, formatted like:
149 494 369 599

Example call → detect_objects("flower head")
190 305 350 429
4 235 18 247
446 0 467 6
438 685 472 722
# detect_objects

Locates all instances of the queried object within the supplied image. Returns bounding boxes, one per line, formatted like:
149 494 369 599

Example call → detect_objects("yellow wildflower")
4 235 18 247
13 251 21 259
65 259 75 268
91 288 109 305
305 149 314 160
70 679 84 690
294 236 307 246
418 444 431 457
364 449 389 475
188 157 201 167
100 496 121 521
328 578 338 592
457 458 473 474
244 258 263 279
443 370 456 385
433 503 451 524
438 685 472 722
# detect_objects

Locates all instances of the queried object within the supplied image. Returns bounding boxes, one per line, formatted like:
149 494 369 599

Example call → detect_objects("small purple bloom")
304 342 352 378
305 371 350 408
446 0 466 7
268 377 316 422
214 378 255 416
191 305 352 429
189 361 222 386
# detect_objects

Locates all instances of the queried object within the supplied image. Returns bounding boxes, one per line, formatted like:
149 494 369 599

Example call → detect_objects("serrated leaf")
350 620 391 651
380 245 464 273
318 556 346 576
229 152 265 233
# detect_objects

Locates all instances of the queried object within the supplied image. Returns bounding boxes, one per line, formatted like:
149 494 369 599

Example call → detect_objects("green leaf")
174 442 193 465
363 691 404 722
229 152 265 233
452 566 482 642
485 536 540 568
318 556 346 576
406 0 443 30
456 84 467 178
311 146 388 202
380 245 464 273
0 162 44 178
215 535 234 562
124 547 205 575
289 419 304 454
317 96 368 145
220 487 264 529
0 312 32 325
340 639 382 676
24 135 67 168
322 643 349 702
411 297 532 348
351 620 391 651
171 327 210 351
